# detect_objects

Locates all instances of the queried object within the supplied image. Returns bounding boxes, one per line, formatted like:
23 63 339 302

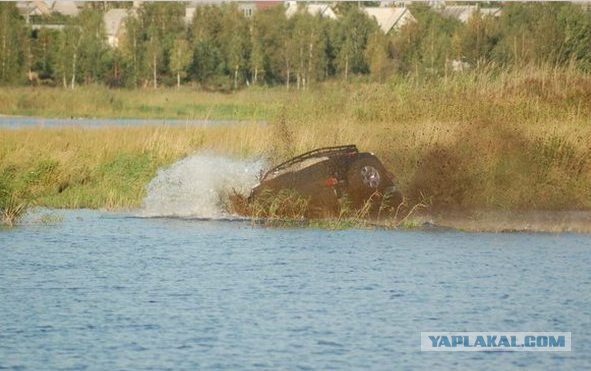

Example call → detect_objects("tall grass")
0 85 282 120
0 66 590 218
0 123 271 211
264 66 591 211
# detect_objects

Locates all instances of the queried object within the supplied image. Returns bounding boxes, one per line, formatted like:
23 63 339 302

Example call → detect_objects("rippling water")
1 209 590 370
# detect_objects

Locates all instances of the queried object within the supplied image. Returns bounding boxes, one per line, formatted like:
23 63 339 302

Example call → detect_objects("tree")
219 4 250 90
170 37 192 88
31 28 59 83
119 13 143 87
0 3 26 84
249 12 264 85
557 4 591 70
55 23 81 88
141 2 185 86
249 5 290 86
493 3 564 66
190 5 224 84
77 8 110 84
145 25 163 88
391 5 460 75
289 12 330 89
452 10 500 67
365 31 391 82
332 7 377 80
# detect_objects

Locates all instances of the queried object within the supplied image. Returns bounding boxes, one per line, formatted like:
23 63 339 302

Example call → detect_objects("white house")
363 7 416 34
50 1 80 17
439 6 501 23
285 2 337 20
104 9 129 48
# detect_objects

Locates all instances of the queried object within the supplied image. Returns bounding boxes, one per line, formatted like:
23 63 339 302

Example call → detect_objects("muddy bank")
418 210 591 233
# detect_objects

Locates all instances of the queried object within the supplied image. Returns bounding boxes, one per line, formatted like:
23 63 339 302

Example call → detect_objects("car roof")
262 145 358 181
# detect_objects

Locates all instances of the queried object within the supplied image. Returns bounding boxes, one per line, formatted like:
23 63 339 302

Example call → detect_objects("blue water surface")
1 209 590 370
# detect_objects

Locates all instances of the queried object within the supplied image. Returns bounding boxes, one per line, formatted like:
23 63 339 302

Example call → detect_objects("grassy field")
1 66 590 224
0 85 281 120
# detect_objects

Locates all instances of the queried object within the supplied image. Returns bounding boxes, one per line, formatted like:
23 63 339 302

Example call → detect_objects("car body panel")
249 145 402 217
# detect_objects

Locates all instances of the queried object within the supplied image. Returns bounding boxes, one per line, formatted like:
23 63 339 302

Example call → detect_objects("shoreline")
12 206 591 234
418 210 591 234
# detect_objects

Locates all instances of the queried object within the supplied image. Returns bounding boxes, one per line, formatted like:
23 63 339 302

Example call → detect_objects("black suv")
249 145 403 217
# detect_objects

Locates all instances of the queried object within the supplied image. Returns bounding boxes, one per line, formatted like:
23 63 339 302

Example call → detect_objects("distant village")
16 1 504 47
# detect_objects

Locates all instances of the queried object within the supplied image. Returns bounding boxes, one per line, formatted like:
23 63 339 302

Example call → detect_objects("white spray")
140 153 265 219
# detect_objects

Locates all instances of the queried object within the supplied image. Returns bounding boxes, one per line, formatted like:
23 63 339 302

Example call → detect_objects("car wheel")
346 155 387 208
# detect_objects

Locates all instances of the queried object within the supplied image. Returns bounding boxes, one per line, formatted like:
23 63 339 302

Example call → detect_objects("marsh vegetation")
1 2 591 225
1 66 590 226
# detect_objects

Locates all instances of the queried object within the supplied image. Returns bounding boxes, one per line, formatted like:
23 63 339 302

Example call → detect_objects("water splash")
140 153 264 219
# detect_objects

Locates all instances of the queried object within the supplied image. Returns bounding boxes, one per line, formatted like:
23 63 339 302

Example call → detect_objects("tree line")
1 2 591 90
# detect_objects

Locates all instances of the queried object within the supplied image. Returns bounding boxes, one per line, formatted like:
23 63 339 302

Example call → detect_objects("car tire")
346 155 387 209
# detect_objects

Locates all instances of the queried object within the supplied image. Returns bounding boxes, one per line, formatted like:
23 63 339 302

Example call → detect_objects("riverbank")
1 67 590 226
415 210 591 233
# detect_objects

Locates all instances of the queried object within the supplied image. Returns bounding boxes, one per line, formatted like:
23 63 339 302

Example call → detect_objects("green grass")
1 66 590 225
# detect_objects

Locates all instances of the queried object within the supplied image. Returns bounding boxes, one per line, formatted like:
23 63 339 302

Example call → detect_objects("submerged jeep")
248 145 403 217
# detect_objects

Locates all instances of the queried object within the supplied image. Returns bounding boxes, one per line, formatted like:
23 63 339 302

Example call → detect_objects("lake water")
1 209 590 370
0 116 251 128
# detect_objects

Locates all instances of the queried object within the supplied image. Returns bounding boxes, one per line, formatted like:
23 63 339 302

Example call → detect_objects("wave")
139 153 264 219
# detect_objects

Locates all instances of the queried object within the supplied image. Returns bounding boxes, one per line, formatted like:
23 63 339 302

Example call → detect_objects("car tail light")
324 176 338 187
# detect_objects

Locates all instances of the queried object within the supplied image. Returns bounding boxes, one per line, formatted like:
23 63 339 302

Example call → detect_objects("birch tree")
56 24 81 88
190 5 224 83
145 26 162 88
219 4 250 89
119 14 143 87
170 37 192 88
250 5 289 85
333 7 376 80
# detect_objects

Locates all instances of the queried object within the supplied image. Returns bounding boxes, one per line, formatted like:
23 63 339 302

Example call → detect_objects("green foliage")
333 6 378 79
0 3 591 87
392 4 461 75
365 31 392 82
190 4 225 84
0 3 27 84
0 163 37 226
55 22 81 88
31 28 60 81
491 3 591 68
78 8 110 84
170 37 192 87
452 9 500 66
250 5 290 85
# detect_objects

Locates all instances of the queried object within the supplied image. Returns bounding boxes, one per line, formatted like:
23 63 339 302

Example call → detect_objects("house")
480 7 502 18
439 5 501 23
185 7 195 25
104 9 130 48
16 1 51 23
363 7 416 34
239 1 287 18
50 1 80 17
285 1 337 20
17 1 81 19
